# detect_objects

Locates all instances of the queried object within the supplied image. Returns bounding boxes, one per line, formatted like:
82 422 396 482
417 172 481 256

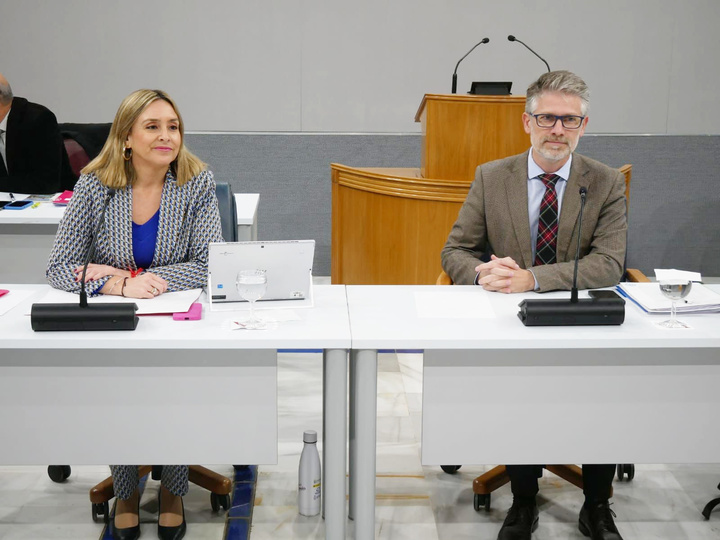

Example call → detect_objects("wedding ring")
151 287 158 296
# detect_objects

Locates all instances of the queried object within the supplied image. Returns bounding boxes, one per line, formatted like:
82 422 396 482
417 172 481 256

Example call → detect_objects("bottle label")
313 479 321 500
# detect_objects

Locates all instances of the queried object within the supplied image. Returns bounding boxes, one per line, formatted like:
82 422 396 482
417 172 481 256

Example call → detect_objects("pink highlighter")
173 302 202 321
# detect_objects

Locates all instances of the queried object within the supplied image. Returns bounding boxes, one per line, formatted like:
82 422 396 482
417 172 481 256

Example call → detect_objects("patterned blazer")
47 169 223 295
441 151 627 292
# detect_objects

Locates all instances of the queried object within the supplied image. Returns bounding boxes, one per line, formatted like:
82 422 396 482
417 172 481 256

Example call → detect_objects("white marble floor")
1 351 719 539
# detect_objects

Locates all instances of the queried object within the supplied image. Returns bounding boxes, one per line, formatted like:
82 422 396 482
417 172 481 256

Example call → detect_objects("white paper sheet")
0 192 30 202
654 269 703 282
229 309 302 330
28 288 201 315
414 288 496 319
0 289 36 316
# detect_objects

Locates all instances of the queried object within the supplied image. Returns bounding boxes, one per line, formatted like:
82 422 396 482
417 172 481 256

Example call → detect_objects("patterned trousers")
111 465 189 500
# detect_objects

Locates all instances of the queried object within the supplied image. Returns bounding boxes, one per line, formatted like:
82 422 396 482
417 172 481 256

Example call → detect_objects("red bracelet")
129 267 144 278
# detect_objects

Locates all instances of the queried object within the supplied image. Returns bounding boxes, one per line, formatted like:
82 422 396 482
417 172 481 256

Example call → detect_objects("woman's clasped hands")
74 263 168 298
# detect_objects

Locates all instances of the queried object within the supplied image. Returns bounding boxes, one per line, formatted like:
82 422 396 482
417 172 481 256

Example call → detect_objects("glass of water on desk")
236 269 267 329
658 279 692 328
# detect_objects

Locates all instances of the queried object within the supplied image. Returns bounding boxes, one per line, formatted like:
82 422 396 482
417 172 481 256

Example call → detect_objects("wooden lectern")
331 94 530 285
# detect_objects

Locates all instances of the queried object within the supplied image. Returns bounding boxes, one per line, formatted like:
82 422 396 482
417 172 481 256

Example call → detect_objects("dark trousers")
507 464 615 502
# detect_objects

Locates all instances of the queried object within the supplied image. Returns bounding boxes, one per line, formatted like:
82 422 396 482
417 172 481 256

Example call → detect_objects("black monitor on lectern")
469 81 512 95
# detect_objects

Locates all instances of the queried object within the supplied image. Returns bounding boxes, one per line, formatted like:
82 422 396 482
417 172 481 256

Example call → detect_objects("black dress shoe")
111 521 140 540
497 500 539 540
157 493 186 540
111 498 141 540
578 501 624 540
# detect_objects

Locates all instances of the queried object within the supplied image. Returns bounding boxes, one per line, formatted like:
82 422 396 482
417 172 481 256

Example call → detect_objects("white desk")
0 283 349 540
346 285 720 540
0 193 260 283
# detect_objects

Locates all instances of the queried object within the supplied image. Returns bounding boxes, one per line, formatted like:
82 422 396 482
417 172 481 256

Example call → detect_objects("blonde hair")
83 89 205 188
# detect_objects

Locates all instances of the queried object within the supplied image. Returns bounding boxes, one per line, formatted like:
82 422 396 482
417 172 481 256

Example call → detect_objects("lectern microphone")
517 187 625 326
452 37 490 94
507 35 551 73
31 188 139 331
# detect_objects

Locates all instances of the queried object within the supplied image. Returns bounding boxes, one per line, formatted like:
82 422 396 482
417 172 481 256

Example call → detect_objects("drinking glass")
658 280 692 328
236 269 268 329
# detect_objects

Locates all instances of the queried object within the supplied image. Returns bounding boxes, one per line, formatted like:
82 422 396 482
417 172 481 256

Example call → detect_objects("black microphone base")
31 303 139 332
517 298 625 326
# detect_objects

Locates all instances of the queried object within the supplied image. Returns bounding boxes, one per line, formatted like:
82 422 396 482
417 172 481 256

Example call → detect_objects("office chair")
62 138 90 181
89 466 232 523
59 122 113 190
214 182 238 242
48 183 240 521
437 164 645 511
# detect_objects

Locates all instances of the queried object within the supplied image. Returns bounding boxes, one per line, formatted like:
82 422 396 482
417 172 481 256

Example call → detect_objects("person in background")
47 88 223 540
442 71 627 540
0 72 70 194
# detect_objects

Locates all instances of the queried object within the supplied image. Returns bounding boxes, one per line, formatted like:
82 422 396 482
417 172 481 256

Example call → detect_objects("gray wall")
185 133 720 278
2 1 719 276
2 0 719 134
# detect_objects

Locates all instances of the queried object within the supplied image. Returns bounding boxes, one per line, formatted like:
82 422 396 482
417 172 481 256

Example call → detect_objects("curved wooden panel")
331 165 467 285
331 165 470 203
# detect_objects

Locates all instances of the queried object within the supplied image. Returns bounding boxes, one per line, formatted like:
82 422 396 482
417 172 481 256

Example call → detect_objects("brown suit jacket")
441 151 627 292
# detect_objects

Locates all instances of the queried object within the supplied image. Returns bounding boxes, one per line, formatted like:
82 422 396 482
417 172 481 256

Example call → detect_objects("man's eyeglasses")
530 114 585 129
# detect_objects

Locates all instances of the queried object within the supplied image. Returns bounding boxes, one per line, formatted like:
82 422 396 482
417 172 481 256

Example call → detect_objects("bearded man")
441 70 627 540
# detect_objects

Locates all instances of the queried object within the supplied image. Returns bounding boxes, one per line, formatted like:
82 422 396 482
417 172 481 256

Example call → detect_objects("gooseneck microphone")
570 187 587 303
79 188 116 308
452 37 490 94
507 35 551 73
517 186 625 326
31 188 139 331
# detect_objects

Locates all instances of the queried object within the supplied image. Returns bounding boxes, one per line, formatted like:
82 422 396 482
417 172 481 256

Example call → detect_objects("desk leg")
348 350 356 520
349 349 377 540
323 349 347 540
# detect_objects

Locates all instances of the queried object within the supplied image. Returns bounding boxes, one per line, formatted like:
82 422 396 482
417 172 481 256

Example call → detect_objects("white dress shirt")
0 109 9 168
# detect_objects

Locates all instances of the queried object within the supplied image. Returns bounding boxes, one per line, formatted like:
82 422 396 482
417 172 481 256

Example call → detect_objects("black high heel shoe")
110 495 141 540
157 491 186 540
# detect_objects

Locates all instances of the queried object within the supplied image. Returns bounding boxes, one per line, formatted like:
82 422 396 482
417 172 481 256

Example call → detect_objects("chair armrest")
625 268 650 283
436 270 453 286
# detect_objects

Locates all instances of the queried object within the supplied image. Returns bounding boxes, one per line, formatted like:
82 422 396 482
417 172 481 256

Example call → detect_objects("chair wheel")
211 492 231 512
440 465 461 474
91 501 109 523
47 465 71 483
616 464 635 481
474 493 491 512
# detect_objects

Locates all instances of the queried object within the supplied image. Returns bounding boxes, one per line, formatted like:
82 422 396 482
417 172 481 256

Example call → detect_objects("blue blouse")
132 209 160 269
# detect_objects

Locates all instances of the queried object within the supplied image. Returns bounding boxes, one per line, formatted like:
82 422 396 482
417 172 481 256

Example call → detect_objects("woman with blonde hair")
47 89 223 540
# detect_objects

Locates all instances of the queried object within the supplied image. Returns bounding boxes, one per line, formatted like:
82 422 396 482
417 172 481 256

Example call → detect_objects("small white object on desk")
654 268 703 282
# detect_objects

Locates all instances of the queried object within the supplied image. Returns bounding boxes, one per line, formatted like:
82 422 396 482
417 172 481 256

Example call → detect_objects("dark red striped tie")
534 173 560 266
